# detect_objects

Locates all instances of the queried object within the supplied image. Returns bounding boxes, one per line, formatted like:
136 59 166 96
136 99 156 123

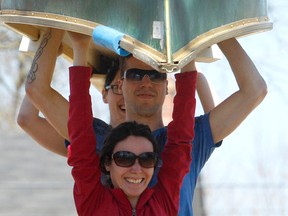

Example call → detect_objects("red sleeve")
67 66 104 213
154 71 197 214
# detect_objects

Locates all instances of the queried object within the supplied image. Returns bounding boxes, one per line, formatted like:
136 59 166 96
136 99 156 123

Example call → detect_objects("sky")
193 1 288 214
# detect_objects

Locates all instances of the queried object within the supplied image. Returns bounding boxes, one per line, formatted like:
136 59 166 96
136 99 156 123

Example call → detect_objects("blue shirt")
65 113 221 216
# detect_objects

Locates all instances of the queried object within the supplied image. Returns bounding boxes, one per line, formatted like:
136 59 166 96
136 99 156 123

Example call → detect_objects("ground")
0 132 77 216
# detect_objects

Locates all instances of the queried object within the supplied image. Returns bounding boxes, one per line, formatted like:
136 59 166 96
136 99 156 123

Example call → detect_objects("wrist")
181 60 196 72
73 50 89 66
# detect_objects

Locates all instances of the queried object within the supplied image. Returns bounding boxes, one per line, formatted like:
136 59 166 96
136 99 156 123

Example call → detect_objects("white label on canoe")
153 21 164 49
152 21 164 39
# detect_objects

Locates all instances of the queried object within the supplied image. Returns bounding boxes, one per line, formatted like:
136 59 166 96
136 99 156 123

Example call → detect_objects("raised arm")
182 61 216 113
156 61 197 214
17 95 67 156
66 32 104 215
209 38 267 143
196 72 215 113
25 28 69 141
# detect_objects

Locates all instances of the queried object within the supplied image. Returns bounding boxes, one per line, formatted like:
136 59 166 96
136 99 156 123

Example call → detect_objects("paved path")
0 132 77 216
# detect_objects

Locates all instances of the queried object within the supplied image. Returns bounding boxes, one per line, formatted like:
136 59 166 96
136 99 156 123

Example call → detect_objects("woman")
67 31 197 215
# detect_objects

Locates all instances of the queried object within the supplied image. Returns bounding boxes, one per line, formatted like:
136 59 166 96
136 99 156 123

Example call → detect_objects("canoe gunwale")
0 9 273 72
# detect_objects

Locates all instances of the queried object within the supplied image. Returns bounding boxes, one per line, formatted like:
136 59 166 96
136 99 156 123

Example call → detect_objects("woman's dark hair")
98 54 132 89
100 121 159 178
104 57 120 88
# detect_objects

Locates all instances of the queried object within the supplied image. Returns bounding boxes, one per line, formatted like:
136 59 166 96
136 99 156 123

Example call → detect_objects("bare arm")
17 95 67 157
68 32 91 66
182 61 215 113
25 28 69 141
196 72 215 113
209 38 267 144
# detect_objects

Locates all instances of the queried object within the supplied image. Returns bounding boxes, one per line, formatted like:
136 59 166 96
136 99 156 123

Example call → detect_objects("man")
118 37 267 215
22 28 267 216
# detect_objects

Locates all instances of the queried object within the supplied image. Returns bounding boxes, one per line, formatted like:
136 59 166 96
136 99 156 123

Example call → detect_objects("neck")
128 196 139 209
126 113 164 132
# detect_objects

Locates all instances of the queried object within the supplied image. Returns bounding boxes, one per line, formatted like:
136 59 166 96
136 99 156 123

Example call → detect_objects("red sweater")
68 66 197 216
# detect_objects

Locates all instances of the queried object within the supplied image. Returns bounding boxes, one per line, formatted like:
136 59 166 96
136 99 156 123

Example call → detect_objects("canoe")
0 0 273 72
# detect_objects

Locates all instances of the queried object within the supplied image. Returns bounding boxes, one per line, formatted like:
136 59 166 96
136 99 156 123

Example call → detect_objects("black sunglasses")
105 84 122 95
112 151 158 168
123 68 167 84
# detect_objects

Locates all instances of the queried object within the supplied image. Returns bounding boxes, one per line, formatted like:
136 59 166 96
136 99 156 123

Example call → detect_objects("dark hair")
100 121 159 178
104 57 120 88
90 55 120 88
93 54 132 89
119 54 132 77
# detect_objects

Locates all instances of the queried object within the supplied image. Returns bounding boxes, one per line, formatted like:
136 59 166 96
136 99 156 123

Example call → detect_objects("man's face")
120 57 168 118
102 71 126 127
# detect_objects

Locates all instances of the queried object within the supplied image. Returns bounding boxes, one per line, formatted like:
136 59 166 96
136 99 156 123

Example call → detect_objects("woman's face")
102 71 126 128
105 135 154 200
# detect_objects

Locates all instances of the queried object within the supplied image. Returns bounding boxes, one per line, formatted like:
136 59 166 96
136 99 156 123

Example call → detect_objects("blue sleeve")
192 113 222 175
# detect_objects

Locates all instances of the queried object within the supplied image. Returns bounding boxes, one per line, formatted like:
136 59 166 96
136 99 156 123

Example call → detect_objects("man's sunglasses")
105 84 122 95
122 68 167 84
112 151 158 168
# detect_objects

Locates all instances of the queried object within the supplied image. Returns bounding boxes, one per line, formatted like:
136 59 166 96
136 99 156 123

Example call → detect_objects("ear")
105 164 110 172
102 89 108 104
118 80 124 94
